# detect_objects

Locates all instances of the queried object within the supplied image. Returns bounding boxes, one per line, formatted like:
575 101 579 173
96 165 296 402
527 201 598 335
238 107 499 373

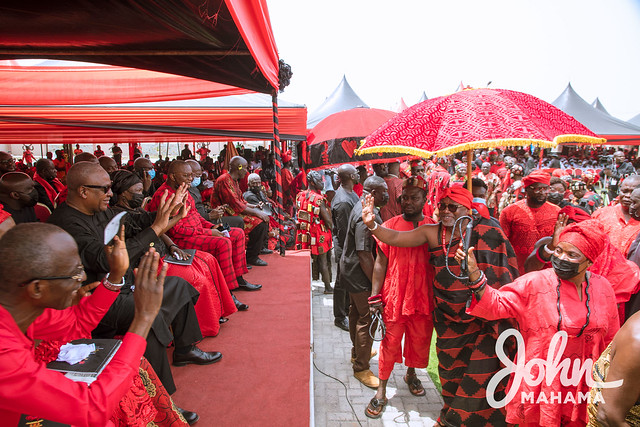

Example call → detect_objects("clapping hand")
361 194 376 228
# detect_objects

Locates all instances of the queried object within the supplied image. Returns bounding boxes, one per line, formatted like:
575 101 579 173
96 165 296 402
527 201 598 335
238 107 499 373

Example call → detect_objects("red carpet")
170 250 311 426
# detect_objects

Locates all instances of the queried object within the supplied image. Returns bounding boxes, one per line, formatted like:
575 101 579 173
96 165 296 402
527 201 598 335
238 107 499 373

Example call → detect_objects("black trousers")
246 221 268 262
333 251 350 321
92 276 201 395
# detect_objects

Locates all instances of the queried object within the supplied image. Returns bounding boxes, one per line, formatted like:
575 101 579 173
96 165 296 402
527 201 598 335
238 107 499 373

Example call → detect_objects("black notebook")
163 248 196 265
46 338 122 385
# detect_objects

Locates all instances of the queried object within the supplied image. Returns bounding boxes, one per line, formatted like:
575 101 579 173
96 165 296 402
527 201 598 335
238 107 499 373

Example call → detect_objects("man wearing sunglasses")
0 172 39 224
48 162 216 423
0 222 168 425
363 185 518 427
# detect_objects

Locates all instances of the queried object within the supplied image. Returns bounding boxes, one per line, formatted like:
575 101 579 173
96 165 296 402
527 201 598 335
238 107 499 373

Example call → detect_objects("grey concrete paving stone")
311 278 443 426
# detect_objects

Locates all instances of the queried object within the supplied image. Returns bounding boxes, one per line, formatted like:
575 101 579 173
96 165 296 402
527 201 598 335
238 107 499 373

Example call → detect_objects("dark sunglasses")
83 184 112 193
438 202 462 213
19 266 85 287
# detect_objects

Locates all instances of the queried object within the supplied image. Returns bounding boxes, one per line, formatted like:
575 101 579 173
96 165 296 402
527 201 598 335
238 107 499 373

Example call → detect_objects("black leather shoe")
176 407 200 425
236 280 262 291
260 248 273 255
219 317 229 324
323 283 334 294
173 346 222 366
334 318 349 331
247 257 268 266
232 293 249 311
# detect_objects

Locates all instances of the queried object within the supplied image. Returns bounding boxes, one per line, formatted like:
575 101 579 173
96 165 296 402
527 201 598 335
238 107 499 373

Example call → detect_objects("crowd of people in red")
2 142 640 426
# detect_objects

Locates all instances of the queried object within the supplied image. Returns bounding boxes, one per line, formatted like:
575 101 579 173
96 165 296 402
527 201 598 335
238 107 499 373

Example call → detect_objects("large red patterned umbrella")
356 88 605 158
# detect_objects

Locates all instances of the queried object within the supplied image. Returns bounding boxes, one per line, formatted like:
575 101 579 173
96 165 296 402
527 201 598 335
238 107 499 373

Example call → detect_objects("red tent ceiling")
0 0 280 95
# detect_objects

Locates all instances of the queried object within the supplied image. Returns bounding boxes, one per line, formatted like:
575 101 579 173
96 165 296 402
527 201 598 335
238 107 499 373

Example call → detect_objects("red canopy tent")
0 0 292 255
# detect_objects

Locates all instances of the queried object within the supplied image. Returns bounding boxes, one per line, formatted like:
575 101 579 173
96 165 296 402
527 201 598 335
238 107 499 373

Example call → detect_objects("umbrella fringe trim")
355 135 605 158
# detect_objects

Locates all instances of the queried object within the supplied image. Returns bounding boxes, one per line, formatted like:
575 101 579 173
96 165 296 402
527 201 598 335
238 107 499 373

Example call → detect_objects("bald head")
337 164 357 184
185 159 202 175
0 172 32 195
67 162 109 191
168 160 188 175
0 223 74 292
229 156 247 171
134 157 153 170
74 152 98 164
363 175 386 193
98 156 118 174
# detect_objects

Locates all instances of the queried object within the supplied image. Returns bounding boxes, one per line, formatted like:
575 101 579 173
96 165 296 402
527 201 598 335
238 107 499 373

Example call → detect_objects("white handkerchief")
56 343 96 365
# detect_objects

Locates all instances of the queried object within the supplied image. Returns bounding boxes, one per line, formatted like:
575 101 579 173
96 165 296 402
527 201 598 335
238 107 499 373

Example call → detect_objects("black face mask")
128 193 145 209
547 192 564 205
250 186 261 194
551 255 582 280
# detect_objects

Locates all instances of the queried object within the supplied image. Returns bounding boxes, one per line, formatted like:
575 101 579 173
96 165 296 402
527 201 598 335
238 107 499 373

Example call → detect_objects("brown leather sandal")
364 397 388 419
404 374 426 396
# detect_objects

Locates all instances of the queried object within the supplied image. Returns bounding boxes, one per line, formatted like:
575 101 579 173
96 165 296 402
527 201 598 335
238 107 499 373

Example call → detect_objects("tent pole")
466 150 473 192
271 90 286 256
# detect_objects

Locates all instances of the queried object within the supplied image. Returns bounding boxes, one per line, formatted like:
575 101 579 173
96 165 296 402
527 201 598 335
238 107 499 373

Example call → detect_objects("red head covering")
522 170 551 188
559 205 591 223
0 204 10 225
440 185 472 210
403 175 427 192
558 219 606 262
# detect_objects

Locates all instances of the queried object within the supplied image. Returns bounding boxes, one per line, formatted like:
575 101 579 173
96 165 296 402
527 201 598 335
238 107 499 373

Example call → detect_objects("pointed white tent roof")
552 83 640 143
418 92 428 103
591 98 611 116
629 113 640 127
307 76 368 128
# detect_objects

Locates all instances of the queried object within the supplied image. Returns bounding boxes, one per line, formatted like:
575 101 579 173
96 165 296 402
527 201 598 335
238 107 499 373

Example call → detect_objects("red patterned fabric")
165 250 237 337
0 205 10 224
148 183 247 289
468 269 619 426
379 175 403 222
211 172 262 234
359 88 601 157
500 200 560 274
478 172 502 209
34 342 187 426
295 189 332 255
592 205 640 256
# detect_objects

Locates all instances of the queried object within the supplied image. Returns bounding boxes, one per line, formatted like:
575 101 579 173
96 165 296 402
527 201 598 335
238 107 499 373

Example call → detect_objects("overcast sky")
268 0 640 120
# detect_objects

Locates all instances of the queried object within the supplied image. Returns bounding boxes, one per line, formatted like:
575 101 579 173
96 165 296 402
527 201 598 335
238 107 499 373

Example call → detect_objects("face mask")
472 197 486 206
547 192 564 205
250 186 261 193
191 176 201 187
551 255 582 280
147 169 156 180
128 193 145 209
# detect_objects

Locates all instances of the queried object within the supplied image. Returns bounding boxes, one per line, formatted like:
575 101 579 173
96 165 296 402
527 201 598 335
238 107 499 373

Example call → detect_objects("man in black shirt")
331 164 360 331
340 175 388 388
48 162 220 421
0 172 38 224
601 150 636 202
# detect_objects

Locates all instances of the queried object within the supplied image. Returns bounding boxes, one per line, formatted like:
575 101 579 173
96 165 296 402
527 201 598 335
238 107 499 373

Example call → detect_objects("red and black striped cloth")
430 218 519 427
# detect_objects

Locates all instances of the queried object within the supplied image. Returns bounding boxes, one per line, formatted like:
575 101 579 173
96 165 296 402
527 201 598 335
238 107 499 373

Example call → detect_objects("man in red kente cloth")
499 169 560 274
363 185 519 427
211 156 270 267
364 176 435 419
593 174 640 256
460 219 619 426
296 170 333 293
147 160 261 297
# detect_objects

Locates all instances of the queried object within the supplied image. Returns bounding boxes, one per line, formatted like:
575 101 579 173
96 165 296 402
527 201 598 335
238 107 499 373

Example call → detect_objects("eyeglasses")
19 265 85 287
83 184 112 193
438 202 462 213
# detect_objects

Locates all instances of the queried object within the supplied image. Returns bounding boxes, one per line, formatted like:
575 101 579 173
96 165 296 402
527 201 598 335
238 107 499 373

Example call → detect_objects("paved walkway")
311 278 443 427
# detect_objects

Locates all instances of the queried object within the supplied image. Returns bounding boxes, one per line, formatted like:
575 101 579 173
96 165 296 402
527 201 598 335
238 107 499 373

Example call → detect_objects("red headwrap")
403 175 427 192
558 205 591 223
0 204 10 225
440 185 472 210
558 219 606 262
522 170 551 188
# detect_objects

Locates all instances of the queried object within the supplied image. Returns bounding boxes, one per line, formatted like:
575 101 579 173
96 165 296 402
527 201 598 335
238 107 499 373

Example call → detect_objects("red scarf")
33 172 65 207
